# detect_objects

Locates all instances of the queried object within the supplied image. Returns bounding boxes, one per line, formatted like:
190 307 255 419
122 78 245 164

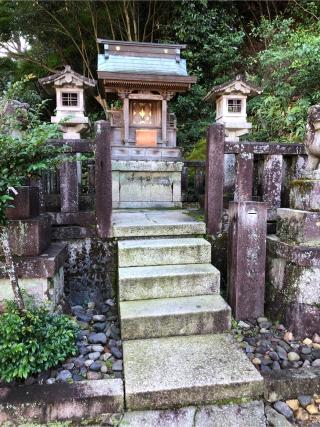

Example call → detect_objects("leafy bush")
0 76 62 226
164 0 244 151
247 18 320 142
0 301 78 382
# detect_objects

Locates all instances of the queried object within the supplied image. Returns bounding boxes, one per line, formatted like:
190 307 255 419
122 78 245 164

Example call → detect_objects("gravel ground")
232 317 320 373
232 317 320 425
18 299 122 386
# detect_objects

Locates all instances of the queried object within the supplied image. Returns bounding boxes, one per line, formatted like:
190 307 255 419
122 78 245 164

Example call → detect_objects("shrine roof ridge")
97 39 187 50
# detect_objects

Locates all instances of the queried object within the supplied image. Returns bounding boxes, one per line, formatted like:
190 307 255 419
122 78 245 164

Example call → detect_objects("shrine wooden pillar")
162 97 167 143
121 93 130 143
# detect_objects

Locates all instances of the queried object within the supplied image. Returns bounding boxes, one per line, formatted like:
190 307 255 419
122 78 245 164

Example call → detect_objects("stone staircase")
113 210 263 411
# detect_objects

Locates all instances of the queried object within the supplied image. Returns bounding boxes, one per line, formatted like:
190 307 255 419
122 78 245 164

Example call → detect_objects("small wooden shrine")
97 39 196 154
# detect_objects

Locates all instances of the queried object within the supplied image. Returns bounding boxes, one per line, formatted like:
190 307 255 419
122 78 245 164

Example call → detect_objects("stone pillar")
262 154 283 210
123 96 129 143
293 155 308 179
228 201 267 320
161 98 167 144
234 152 253 202
95 121 112 238
59 129 80 213
205 124 225 235
59 157 79 213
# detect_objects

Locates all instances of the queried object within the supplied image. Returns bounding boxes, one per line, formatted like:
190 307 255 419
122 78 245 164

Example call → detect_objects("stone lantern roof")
39 65 96 92
203 75 262 103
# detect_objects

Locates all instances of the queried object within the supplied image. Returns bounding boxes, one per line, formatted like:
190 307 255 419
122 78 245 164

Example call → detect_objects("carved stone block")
6 186 40 220
277 208 320 244
290 179 320 211
1 215 51 257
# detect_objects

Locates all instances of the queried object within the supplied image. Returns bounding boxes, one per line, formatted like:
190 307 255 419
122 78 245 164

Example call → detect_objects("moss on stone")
277 217 300 244
266 261 304 325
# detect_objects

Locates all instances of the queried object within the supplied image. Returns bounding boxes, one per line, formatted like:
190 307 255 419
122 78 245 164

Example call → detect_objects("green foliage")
247 17 320 142
0 300 78 382
1 0 320 150
172 85 214 153
0 76 63 226
166 1 244 151
187 137 207 161
167 1 244 84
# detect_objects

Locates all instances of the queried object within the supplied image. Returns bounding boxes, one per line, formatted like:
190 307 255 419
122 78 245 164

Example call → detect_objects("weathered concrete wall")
62 238 117 306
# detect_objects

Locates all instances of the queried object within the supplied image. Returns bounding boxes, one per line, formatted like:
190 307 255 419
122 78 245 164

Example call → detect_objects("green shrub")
0 301 79 382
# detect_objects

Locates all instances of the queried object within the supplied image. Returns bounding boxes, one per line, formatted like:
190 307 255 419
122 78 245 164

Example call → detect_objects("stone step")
119 264 220 301
123 333 264 410
120 294 231 340
118 238 211 267
112 210 206 238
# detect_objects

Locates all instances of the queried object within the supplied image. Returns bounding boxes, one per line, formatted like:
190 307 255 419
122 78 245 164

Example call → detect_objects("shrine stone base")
112 160 183 208
266 172 320 338
266 233 320 338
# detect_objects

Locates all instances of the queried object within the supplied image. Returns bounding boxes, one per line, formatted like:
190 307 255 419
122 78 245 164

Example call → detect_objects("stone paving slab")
119 263 220 301
120 401 266 426
195 401 266 427
120 406 196 427
123 334 264 410
118 237 211 267
120 294 231 339
112 209 205 237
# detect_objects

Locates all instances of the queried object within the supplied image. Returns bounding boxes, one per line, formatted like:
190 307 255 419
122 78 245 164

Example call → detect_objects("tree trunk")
0 226 25 310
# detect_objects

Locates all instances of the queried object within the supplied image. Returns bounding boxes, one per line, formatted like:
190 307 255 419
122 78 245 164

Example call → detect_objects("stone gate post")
228 201 267 320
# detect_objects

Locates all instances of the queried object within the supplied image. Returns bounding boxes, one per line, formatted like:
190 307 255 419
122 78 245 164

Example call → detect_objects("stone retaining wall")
62 238 117 307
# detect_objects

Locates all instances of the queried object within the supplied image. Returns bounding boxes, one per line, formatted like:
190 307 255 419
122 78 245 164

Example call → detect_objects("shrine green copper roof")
97 54 188 76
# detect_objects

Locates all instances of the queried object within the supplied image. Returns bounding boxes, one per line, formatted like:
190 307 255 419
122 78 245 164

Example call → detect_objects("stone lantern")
204 75 262 141
39 65 96 139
